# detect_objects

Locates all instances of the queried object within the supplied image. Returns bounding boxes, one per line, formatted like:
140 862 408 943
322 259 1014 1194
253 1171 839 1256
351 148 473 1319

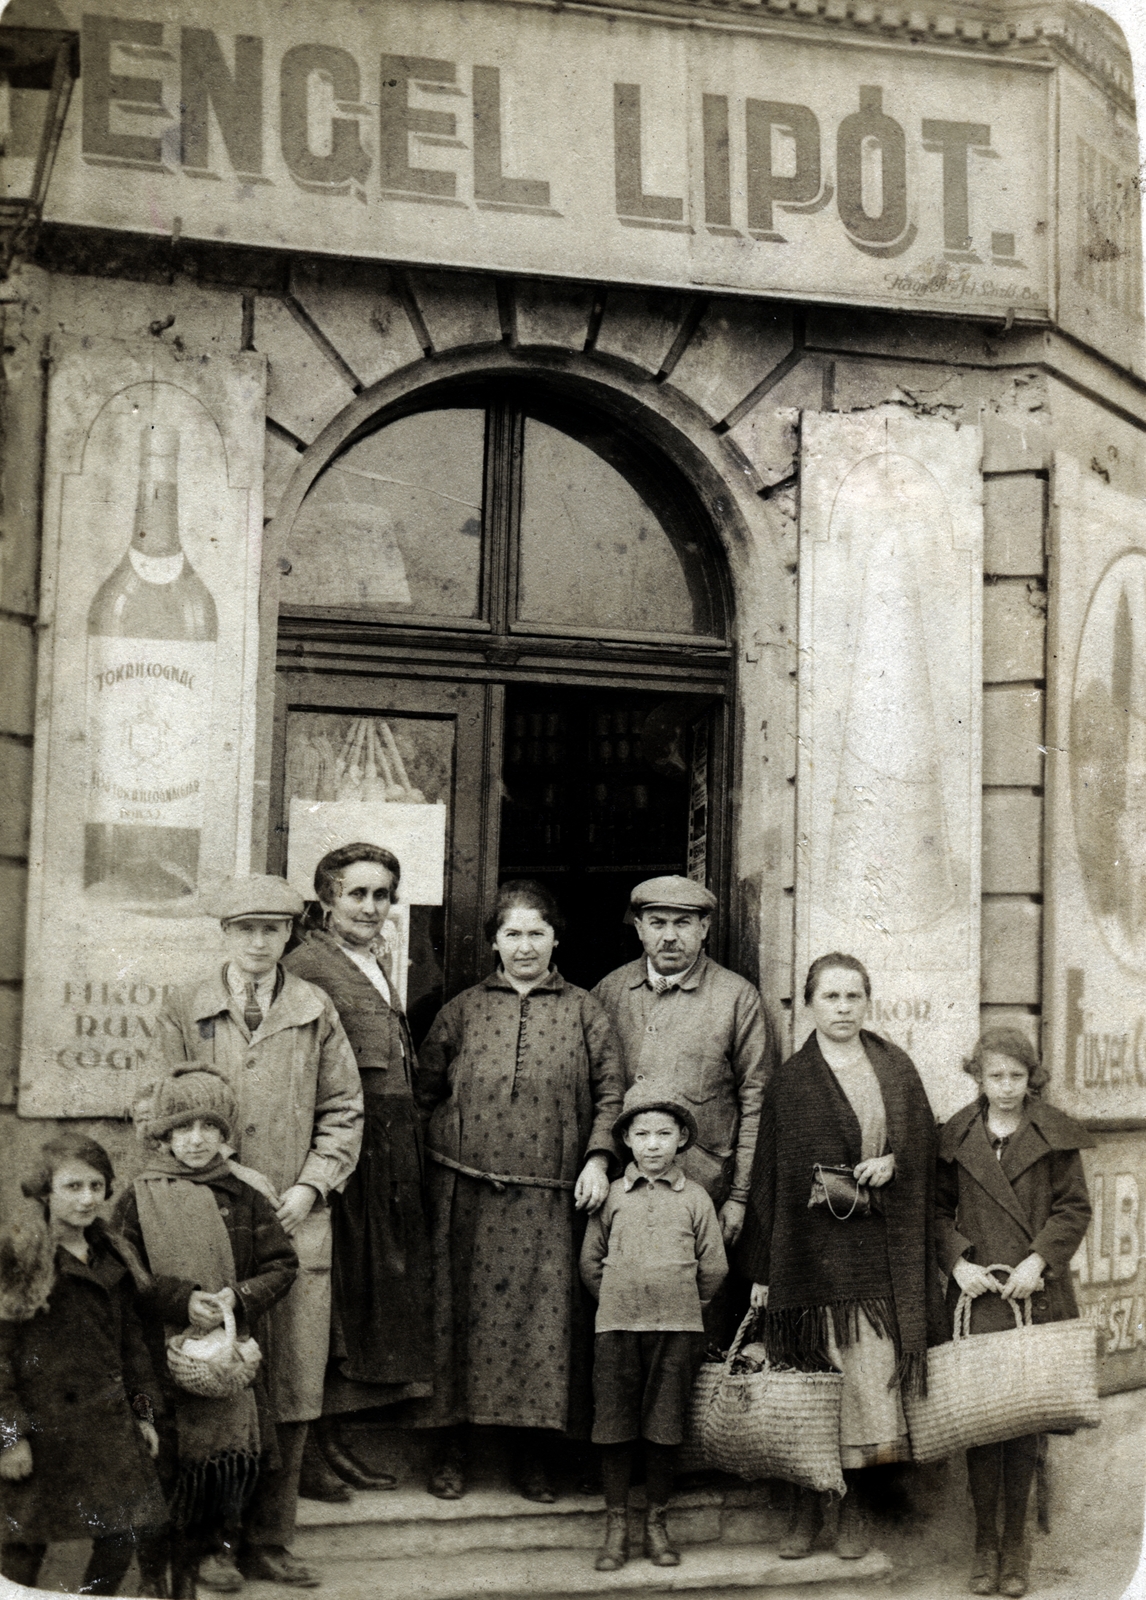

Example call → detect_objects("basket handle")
954 1264 1038 1339
700 1308 760 1416
221 1303 237 1347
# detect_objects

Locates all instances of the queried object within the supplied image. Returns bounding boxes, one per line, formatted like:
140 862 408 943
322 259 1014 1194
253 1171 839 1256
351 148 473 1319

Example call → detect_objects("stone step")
295 1485 785 1564
271 1543 894 1599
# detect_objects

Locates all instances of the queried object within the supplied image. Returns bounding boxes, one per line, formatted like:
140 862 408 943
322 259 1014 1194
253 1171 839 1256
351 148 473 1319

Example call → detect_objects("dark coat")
936 1097 1093 1335
284 931 432 1393
738 1029 947 1388
113 1170 298 1420
0 1220 167 1544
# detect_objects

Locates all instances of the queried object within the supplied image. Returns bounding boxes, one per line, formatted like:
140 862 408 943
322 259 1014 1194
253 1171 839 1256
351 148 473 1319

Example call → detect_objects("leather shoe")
517 1457 557 1504
318 1434 398 1491
300 1434 352 1503
197 1550 243 1593
237 1548 319 1588
428 1444 467 1500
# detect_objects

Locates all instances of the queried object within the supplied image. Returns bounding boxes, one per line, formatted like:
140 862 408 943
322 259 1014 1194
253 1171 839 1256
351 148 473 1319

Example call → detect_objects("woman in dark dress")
284 842 432 1496
415 880 625 1504
738 952 946 1561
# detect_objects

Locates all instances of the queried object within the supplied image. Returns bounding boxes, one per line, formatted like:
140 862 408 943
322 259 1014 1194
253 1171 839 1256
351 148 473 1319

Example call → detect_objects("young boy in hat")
156 876 363 1589
580 1084 727 1574
115 1066 298 1597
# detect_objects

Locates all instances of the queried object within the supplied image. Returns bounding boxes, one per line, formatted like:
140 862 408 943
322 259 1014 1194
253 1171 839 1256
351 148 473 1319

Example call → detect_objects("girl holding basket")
936 1029 1093 1598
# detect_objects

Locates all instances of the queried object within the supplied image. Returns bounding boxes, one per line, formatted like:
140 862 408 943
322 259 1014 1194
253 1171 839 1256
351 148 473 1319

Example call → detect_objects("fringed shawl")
738 1029 947 1396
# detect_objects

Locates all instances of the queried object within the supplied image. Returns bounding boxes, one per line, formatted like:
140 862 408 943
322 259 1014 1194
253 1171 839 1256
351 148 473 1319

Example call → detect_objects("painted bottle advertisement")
84 424 218 901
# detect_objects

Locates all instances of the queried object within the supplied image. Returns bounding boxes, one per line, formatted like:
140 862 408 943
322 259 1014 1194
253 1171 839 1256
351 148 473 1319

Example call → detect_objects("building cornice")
523 0 1134 116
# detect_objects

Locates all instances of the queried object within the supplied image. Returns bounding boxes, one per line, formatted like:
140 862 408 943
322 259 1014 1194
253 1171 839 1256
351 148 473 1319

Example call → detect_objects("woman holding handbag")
738 953 946 1561
936 1029 1093 1598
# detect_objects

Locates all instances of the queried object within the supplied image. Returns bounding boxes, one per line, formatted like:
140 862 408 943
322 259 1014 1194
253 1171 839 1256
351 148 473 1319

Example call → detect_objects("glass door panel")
279 409 486 618
272 674 495 1038
499 683 721 991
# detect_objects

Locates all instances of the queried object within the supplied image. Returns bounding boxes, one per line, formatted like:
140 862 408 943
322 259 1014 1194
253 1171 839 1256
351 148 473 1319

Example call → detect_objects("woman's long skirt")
324 1094 433 1413
422 1164 593 1436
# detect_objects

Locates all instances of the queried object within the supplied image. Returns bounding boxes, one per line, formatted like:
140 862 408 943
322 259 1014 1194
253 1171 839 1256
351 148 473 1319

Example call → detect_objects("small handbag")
684 1310 846 1494
903 1268 1101 1463
166 1305 262 1401
809 1163 873 1218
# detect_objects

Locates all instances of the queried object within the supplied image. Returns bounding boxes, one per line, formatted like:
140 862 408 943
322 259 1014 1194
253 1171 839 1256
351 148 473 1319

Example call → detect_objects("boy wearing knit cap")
156 874 363 1588
114 1066 298 1598
580 1083 727 1575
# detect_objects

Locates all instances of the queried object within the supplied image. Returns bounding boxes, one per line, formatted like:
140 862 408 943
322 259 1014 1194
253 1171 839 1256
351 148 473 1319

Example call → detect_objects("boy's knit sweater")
580 1163 727 1332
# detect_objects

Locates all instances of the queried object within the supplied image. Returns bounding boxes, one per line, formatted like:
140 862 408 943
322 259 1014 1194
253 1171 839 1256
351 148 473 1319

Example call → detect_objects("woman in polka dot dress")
415 881 625 1504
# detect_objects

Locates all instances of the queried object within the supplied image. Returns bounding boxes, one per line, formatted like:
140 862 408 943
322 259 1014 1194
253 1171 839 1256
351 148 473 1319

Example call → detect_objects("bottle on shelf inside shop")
84 423 219 903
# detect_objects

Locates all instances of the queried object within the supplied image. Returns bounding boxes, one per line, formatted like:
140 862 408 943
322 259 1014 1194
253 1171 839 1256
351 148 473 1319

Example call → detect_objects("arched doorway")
269 378 734 1040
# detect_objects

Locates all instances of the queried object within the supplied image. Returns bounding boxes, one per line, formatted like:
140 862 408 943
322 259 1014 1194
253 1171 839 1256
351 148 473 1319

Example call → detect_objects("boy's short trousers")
591 1330 704 1446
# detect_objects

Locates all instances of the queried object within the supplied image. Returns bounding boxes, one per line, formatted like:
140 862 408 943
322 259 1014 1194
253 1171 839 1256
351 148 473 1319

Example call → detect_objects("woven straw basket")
904 1272 1100 1464
167 1305 262 1400
684 1311 846 1494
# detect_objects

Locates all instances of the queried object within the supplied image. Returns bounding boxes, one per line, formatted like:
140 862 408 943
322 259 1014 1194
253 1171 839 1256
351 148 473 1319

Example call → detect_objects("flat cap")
613 1083 698 1152
212 874 304 923
630 875 717 915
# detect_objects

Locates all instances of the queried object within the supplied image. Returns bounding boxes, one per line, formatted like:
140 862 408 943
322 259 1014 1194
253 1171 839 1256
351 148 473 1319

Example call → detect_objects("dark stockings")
600 1442 676 1509
967 1435 1039 1552
1 1538 136 1595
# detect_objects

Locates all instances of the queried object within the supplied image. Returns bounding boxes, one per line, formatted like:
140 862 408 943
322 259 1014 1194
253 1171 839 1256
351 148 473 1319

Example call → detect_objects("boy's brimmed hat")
212 874 303 924
133 1064 237 1145
612 1082 698 1152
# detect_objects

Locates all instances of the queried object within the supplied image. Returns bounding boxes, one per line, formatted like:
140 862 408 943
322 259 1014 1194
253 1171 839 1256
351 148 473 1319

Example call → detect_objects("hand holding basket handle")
167 1304 261 1400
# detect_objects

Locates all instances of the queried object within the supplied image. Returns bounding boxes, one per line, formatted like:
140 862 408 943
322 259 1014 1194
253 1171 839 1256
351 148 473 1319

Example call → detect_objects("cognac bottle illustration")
84 425 218 901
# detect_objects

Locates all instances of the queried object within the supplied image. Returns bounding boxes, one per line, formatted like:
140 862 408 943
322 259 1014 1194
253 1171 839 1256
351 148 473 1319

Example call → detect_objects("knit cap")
133 1064 237 1145
612 1082 698 1152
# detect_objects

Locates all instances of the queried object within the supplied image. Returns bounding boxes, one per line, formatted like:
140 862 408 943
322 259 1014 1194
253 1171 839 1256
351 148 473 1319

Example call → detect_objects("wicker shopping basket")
904 1270 1100 1464
167 1305 262 1400
684 1310 846 1494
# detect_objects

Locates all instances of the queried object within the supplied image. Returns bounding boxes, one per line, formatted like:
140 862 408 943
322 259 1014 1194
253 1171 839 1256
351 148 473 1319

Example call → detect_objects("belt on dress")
426 1148 574 1193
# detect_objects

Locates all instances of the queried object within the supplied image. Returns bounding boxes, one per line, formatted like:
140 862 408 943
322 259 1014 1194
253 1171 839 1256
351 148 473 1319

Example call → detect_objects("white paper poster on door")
20 335 265 1119
797 408 983 1119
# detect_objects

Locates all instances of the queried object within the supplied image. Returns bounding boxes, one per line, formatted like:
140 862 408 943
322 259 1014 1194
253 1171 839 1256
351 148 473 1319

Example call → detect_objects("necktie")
652 975 674 997
243 979 263 1037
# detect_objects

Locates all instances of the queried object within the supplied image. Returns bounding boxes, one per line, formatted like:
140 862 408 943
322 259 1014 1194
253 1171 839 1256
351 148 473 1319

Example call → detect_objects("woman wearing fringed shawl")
115 1065 298 1597
738 953 946 1562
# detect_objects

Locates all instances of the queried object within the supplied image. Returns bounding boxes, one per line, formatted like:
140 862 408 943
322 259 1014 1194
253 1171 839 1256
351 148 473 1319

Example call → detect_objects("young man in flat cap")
156 875 363 1589
592 876 778 1253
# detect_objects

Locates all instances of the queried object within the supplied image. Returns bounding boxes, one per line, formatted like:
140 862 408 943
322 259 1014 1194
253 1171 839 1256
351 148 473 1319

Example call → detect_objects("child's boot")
998 1538 1029 1598
197 1536 244 1593
835 1488 870 1560
643 1505 680 1567
969 1540 999 1595
595 1509 629 1571
778 1486 822 1558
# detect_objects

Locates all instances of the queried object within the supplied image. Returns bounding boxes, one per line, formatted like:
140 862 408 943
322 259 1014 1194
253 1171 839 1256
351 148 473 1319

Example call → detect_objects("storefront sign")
41 0 1051 320
1046 456 1146 1125
1071 1131 1146 1394
20 334 265 1119
797 409 983 1120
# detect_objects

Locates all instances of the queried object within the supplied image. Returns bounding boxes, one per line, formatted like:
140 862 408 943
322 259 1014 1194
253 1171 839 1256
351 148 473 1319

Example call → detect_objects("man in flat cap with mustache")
592 877 778 1253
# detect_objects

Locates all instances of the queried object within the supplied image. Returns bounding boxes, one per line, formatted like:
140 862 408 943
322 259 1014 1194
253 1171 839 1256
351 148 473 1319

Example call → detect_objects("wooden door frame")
272 638 734 990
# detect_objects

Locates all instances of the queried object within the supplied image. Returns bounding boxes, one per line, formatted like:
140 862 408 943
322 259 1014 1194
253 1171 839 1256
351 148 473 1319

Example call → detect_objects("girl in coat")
0 1132 166 1594
115 1065 299 1598
936 1028 1093 1599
